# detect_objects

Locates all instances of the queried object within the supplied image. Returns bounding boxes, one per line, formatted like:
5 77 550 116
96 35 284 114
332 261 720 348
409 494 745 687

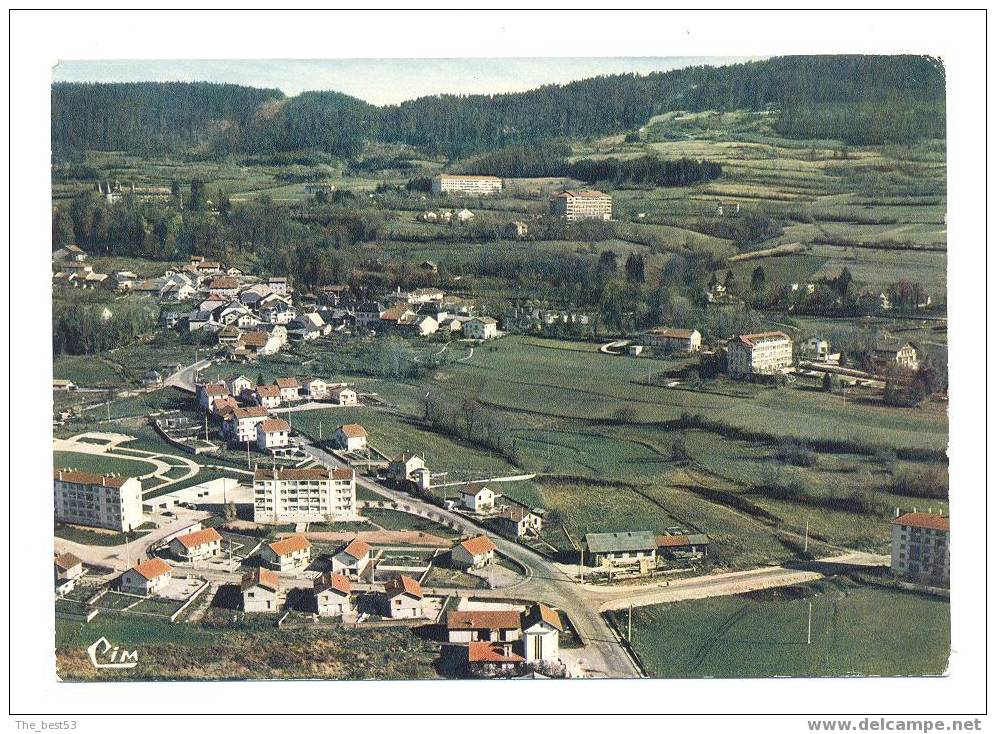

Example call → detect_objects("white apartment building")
54 469 143 532
642 327 702 353
726 331 793 378
256 418 291 454
253 466 357 523
223 406 271 444
431 174 503 196
463 317 498 340
891 512 950 584
549 191 613 221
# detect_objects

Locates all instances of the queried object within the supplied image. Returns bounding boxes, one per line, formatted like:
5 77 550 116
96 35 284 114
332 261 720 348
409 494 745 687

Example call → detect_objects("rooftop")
583 531 657 554
130 557 172 581
893 512 949 532
173 527 222 549
268 535 312 557
242 567 279 593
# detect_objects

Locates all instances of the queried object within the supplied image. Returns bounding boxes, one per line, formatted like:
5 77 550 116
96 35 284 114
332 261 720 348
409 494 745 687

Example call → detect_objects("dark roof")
583 531 657 554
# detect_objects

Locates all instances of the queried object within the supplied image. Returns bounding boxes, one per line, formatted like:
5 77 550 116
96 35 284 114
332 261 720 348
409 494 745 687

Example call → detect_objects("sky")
52 57 758 106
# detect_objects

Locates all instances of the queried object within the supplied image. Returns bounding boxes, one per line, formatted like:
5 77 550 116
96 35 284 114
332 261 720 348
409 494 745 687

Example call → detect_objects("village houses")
458 484 497 514
241 567 282 613
169 526 223 562
314 572 352 617
261 535 312 572
452 535 497 570
120 558 172 596
727 331 794 378
382 575 426 619
642 327 702 353
332 537 372 580
335 423 368 452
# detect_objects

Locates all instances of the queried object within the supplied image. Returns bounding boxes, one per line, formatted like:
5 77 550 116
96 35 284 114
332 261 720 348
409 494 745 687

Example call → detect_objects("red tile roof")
130 557 172 581
736 331 791 346
386 574 423 599
240 332 269 348
340 538 371 560
647 327 697 339
893 512 950 532
466 641 524 664
274 377 301 389
459 535 497 557
525 603 563 632
255 384 280 398
268 535 312 557
173 527 222 549
446 610 520 631
314 572 352 595
258 418 291 433
337 423 368 439
242 567 279 592
55 552 82 571
232 406 270 420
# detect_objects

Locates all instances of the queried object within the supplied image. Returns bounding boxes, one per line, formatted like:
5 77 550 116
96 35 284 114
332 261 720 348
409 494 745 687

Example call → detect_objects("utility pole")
628 603 633 642
804 520 809 554
806 600 813 645
318 420 322 442
246 440 251 468
204 414 209 442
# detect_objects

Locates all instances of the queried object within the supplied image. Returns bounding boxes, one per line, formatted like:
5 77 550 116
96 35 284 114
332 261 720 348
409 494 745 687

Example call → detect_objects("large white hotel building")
431 174 503 196
549 190 613 221
253 465 357 523
54 469 144 531
726 331 794 377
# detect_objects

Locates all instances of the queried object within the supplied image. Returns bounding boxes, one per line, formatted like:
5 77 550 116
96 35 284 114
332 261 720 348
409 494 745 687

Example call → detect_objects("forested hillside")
52 55 946 158
51 81 284 155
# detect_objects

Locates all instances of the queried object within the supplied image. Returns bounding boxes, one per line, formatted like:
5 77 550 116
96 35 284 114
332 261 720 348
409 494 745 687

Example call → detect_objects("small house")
382 575 425 619
314 572 352 617
334 424 368 452
331 537 371 580
452 535 497 570
521 603 563 664
329 386 358 406
169 527 223 562
463 317 498 340
261 535 312 572
274 377 302 402
120 558 172 596
458 484 496 514
446 609 521 644
241 567 281 612
256 418 291 454
656 533 710 560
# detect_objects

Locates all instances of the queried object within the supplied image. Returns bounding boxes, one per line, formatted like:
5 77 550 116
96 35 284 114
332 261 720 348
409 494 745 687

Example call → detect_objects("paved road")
299 439 642 679
165 358 213 393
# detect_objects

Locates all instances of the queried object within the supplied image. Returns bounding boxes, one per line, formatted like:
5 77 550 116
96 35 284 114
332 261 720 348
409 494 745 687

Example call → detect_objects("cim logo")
87 637 139 670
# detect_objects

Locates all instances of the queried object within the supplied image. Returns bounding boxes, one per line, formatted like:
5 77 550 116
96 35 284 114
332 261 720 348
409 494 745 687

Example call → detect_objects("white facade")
642 328 702 353
431 175 502 196
459 485 496 514
256 420 291 453
550 191 612 221
253 466 357 523
727 332 793 377
891 513 949 584
463 318 498 340
54 470 143 532
120 559 172 596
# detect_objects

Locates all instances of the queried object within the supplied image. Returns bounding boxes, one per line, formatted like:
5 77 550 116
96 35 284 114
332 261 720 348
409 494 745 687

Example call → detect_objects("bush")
886 465 948 499
776 439 817 467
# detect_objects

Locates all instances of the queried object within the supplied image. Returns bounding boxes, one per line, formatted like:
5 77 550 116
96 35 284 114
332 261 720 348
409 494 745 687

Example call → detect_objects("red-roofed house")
241 567 281 612
452 535 497 570
521 603 563 663
446 609 521 643
332 537 372 579
727 331 793 378
334 423 368 452
383 575 425 619
120 558 172 596
642 327 702 353
168 527 223 562
314 573 352 617
256 418 291 453
262 535 312 572
274 377 302 402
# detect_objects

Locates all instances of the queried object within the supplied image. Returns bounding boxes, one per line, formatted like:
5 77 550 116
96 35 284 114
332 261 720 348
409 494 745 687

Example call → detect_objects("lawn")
53 450 159 478
611 581 949 678
55 524 150 546
363 507 461 540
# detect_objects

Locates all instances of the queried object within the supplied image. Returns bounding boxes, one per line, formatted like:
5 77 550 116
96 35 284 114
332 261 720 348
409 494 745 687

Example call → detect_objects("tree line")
51 55 946 158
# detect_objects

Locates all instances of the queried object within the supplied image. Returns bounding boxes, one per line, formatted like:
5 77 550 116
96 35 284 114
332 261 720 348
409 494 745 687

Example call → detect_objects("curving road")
299 439 642 679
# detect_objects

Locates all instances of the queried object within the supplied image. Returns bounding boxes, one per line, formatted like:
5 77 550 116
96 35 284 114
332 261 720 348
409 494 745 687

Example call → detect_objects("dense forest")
52 55 946 157
458 141 722 186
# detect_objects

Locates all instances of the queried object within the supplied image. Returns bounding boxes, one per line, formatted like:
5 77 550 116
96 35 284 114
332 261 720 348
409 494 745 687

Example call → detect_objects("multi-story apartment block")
54 469 143 531
223 406 270 444
431 174 503 196
891 512 950 584
253 466 357 523
726 331 793 378
642 327 702 353
549 190 613 221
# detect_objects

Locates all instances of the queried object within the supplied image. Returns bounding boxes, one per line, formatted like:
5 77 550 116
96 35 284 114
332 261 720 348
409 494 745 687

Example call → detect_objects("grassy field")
54 450 157 478
611 580 949 678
